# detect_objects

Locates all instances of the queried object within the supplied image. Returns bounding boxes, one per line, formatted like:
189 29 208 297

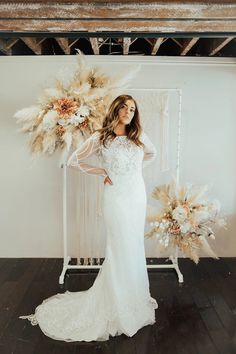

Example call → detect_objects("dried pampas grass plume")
14 50 140 164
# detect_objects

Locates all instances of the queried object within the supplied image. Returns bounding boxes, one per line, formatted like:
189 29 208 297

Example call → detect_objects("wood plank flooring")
0 257 235 354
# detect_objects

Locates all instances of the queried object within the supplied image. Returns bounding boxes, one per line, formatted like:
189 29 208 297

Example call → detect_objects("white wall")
0 55 235 257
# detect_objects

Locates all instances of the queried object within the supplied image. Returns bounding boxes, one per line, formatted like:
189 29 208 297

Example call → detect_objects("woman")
19 94 158 342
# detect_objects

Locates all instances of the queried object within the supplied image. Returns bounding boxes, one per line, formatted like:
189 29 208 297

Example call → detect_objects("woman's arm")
67 132 108 178
141 131 157 167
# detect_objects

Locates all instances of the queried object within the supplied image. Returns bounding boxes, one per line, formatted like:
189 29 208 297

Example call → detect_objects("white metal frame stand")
59 88 184 285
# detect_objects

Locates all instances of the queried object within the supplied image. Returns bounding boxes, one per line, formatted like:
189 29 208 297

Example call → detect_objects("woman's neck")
114 124 127 136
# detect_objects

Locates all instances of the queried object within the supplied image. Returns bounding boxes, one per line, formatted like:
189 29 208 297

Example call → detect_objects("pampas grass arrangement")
14 50 140 164
145 178 227 264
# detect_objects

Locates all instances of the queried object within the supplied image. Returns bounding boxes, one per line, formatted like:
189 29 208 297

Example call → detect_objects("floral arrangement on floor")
145 178 227 264
14 50 139 164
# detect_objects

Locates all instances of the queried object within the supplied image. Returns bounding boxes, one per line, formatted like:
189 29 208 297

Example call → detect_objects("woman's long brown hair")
97 94 144 148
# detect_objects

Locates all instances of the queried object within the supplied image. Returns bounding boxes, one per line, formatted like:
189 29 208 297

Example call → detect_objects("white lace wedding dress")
19 131 158 342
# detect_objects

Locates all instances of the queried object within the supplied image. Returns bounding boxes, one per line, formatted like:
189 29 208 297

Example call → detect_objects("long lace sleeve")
67 132 108 177
141 131 157 168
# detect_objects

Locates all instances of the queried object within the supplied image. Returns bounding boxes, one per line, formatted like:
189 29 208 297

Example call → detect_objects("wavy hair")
97 94 144 148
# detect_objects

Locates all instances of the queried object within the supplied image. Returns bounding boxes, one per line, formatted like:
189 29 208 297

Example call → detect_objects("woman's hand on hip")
104 175 113 185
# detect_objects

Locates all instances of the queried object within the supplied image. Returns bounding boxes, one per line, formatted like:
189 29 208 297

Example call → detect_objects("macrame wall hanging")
72 88 181 262
72 86 226 268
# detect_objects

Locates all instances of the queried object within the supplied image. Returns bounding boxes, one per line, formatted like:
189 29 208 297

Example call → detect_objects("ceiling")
0 0 235 57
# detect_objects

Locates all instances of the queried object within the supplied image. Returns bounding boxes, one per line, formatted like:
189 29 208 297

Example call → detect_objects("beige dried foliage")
146 178 225 264
14 50 137 161
178 185 188 202
172 234 202 264
152 185 171 205
31 134 44 155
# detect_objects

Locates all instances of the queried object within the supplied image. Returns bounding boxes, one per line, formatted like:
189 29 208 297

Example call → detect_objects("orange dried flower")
77 118 88 129
168 221 181 235
56 125 65 136
54 98 77 118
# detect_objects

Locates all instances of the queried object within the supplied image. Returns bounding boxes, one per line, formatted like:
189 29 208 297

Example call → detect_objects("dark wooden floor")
0 257 235 354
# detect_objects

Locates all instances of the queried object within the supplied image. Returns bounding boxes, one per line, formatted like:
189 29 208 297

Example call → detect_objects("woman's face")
117 99 136 125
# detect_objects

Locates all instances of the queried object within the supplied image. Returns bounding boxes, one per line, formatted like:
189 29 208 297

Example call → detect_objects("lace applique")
19 291 158 333
101 137 144 177
67 131 157 178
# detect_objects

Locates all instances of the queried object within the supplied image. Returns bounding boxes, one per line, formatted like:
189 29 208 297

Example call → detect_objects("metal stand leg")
59 164 71 285
169 247 184 283
147 247 184 283
59 256 71 285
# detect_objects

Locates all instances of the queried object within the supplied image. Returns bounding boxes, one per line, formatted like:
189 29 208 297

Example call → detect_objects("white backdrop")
0 55 235 257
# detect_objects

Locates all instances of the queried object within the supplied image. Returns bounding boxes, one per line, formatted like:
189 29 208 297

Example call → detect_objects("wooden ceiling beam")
1 19 235 33
68 38 79 48
147 37 168 44
209 37 234 56
89 37 112 54
89 37 100 54
5 38 19 49
180 37 199 55
0 38 12 54
55 38 70 54
145 38 154 46
20 37 45 54
0 3 235 33
0 3 235 20
171 38 183 48
0 0 235 3
98 38 110 47
123 37 131 55
151 38 164 55
0 38 21 54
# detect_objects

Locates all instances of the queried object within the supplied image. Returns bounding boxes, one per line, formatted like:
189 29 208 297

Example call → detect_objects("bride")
19 94 158 342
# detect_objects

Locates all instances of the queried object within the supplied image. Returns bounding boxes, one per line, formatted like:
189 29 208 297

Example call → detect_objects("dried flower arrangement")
14 50 139 164
145 178 227 264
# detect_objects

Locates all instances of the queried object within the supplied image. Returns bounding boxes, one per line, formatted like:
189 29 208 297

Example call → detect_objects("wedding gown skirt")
19 172 158 342
19 132 158 342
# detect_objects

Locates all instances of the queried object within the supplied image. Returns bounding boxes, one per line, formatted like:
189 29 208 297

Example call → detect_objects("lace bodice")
67 131 157 177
